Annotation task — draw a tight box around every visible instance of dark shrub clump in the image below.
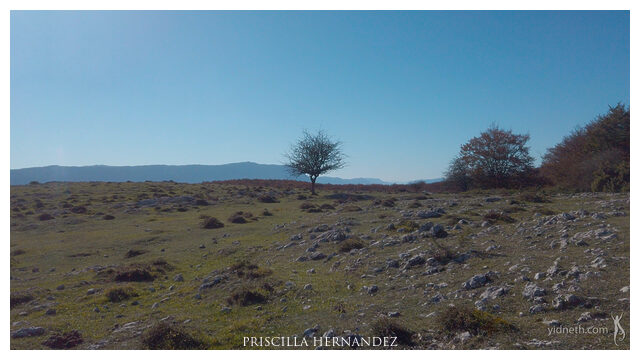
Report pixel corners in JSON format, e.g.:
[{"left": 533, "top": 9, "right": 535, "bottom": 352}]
[
  {"left": 38, "top": 213, "right": 54, "bottom": 221},
  {"left": 10, "top": 292, "right": 34, "bottom": 308},
  {"left": 125, "top": 249, "right": 146, "bottom": 258},
  {"left": 299, "top": 202, "right": 316, "bottom": 210},
  {"left": 483, "top": 210, "right": 516, "bottom": 224},
  {"left": 70, "top": 206, "right": 87, "bottom": 214},
  {"left": 342, "top": 205, "right": 362, "bottom": 212},
  {"left": 381, "top": 199, "right": 396, "bottom": 207},
  {"left": 226, "top": 289, "right": 267, "bottom": 306},
  {"left": 517, "top": 192, "right": 549, "bottom": 203},
  {"left": 201, "top": 216, "right": 224, "bottom": 229},
  {"left": 114, "top": 266, "right": 155, "bottom": 282},
  {"left": 42, "top": 330, "right": 84, "bottom": 349},
  {"left": 142, "top": 323, "right": 206, "bottom": 350},
  {"left": 437, "top": 306, "right": 515, "bottom": 335},
  {"left": 228, "top": 212, "right": 252, "bottom": 224},
  {"left": 102, "top": 214, "right": 115, "bottom": 220},
  {"left": 11, "top": 249, "right": 26, "bottom": 256},
  {"left": 371, "top": 318, "right": 415, "bottom": 346},
  {"left": 339, "top": 238, "right": 365, "bottom": 252},
  {"left": 105, "top": 286, "right": 138, "bottom": 302},
  {"left": 258, "top": 195, "right": 279, "bottom": 203}
]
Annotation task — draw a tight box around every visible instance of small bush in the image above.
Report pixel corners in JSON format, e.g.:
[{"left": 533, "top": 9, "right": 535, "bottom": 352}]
[
  {"left": 339, "top": 238, "right": 365, "bottom": 252},
  {"left": 381, "top": 199, "right": 396, "bottom": 207},
  {"left": 320, "top": 203, "right": 336, "bottom": 210},
  {"left": 428, "top": 239, "right": 456, "bottom": 264},
  {"left": 503, "top": 206, "right": 526, "bottom": 214},
  {"left": 151, "top": 258, "right": 174, "bottom": 271},
  {"left": 258, "top": 195, "right": 279, "bottom": 203},
  {"left": 228, "top": 212, "right": 252, "bottom": 224},
  {"left": 299, "top": 202, "right": 316, "bottom": 210},
  {"left": 483, "top": 210, "right": 515, "bottom": 224},
  {"left": 371, "top": 318, "right": 415, "bottom": 346},
  {"left": 437, "top": 306, "right": 514, "bottom": 335},
  {"left": 396, "top": 220, "right": 419, "bottom": 232},
  {"left": 102, "top": 214, "right": 115, "bottom": 220},
  {"left": 114, "top": 266, "right": 155, "bottom": 282},
  {"left": 407, "top": 201, "right": 422, "bottom": 209},
  {"left": 10, "top": 292, "right": 34, "bottom": 308},
  {"left": 125, "top": 249, "right": 146, "bottom": 258},
  {"left": 105, "top": 286, "right": 138, "bottom": 302},
  {"left": 226, "top": 289, "right": 268, "bottom": 306},
  {"left": 201, "top": 216, "right": 224, "bottom": 229},
  {"left": 230, "top": 261, "right": 273, "bottom": 279},
  {"left": 342, "top": 205, "right": 362, "bottom": 212},
  {"left": 306, "top": 207, "right": 323, "bottom": 213},
  {"left": 42, "top": 330, "right": 84, "bottom": 349},
  {"left": 70, "top": 206, "right": 88, "bottom": 214},
  {"left": 262, "top": 209, "right": 273, "bottom": 216},
  {"left": 517, "top": 192, "right": 549, "bottom": 203},
  {"left": 11, "top": 249, "right": 26, "bottom": 256},
  {"left": 142, "top": 323, "right": 206, "bottom": 350},
  {"left": 38, "top": 213, "right": 54, "bottom": 221}
]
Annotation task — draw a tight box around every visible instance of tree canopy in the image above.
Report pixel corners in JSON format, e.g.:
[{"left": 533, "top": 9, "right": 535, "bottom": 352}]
[{"left": 284, "top": 130, "right": 346, "bottom": 194}]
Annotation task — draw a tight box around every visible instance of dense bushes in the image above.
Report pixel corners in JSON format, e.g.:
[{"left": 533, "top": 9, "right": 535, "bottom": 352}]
[
  {"left": 445, "top": 126, "right": 536, "bottom": 190},
  {"left": 446, "top": 104, "right": 629, "bottom": 193},
  {"left": 541, "top": 104, "right": 629, "bottom": 192}
]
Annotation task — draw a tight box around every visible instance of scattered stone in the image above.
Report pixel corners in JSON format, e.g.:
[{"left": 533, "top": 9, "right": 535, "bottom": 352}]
[
  {"left": 522, "top": 283, "right": 546, "bottom": 299},
  {"left": 462, "top": 274, "right": 489, "bottom": 290}
]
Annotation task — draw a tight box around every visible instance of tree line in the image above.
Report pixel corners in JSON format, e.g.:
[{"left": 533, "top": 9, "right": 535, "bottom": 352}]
[
  {"left": 445, "top": 103, "right": 629, "bottom": 192},
  {"left": 284, "top": 103, "right": 629, "bottom": 194}
]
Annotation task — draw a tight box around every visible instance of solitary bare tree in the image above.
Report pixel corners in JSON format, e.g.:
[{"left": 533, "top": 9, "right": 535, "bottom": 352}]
[{"left": 285, "top": 130, "right": 346, "bottom": 195}]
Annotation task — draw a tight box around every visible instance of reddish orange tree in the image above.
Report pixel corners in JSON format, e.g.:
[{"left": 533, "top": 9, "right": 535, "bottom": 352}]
[
  {"left": 449, "top": 126, "right": 534, "bottom": 189},
  {"left": 541, "top": 104, "right": 629, "bottom": 192}
]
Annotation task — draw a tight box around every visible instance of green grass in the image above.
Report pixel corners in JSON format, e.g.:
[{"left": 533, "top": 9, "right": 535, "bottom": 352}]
[{"left": 10, "top": 182, "right": 630, "bottom": 349}]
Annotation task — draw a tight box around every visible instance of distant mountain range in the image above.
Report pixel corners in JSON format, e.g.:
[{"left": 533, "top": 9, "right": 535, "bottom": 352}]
[{"left": 10, "top": 162, "right": 443, "bottom": 186}]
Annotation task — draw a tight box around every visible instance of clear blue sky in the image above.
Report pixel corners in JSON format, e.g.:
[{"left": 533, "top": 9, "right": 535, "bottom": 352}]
[{"left": 11, "top": 11, "right": 629, "bottom": 183}]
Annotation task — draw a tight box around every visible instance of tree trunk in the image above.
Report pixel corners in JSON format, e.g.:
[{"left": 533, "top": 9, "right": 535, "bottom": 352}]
[{"left": 310, "top": 176, "right": 317, "bottom": 195}]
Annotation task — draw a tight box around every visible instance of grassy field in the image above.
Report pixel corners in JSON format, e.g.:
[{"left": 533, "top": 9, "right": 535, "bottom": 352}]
[{"left": 10, "top": 181, "right": 630, "bottom": 349}]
